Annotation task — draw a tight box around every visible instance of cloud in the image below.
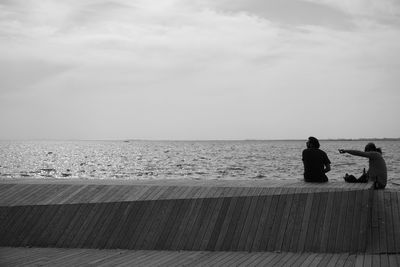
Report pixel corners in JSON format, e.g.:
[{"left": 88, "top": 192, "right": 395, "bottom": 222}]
[
  {"left": 0, "top": 0, "right": 399, "bottom": 139},
  {"left": 192, "top": 0, "right": 355, "bottom": 29},
  {"left": 303, "top": 0, "right": 400, "bottom": 26}
]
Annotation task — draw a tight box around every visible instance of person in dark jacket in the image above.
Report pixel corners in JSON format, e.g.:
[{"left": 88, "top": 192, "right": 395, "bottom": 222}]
[{"left": 302, "top": 136, "right": 331, "bottom": 182}]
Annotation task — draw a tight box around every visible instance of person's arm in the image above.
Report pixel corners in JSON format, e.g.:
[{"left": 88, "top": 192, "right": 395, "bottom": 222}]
[
  {"left": 324, "top": 163, "right": 331, "bottom": 173},
  {"left": 338, "top": 149, "right": 371, "bottom": 158}
]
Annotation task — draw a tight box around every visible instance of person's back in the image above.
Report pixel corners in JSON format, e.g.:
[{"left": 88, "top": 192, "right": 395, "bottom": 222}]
[
  {"left": 366, "top": 151, "right": 387, "bottom": 188},
  {"left": 302, "top": 137, "right": 331, "bottom": 183}
]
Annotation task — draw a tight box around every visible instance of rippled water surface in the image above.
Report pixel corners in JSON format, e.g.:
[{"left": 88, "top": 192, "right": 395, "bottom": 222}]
[{"left": 1, "top": 140, "right": 399, "bottom": 186}]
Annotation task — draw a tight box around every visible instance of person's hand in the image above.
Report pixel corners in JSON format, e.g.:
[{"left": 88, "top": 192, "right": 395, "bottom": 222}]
[{"left": 338, "top": 149, "right": 346, "bottom": 154}]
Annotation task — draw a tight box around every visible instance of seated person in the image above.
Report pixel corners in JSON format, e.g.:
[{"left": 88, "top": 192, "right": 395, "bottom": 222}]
[
  {"left": 302, "top": 136, "right": 331, "bottom": 182},
  {"left": 339, "top": 142, "right": 387, "bottom": 189}
]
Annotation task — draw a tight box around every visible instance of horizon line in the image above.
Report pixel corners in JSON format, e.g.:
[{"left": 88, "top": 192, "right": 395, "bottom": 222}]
[{"left": 0, "top": 137, "right": 399, "bottom": 142}]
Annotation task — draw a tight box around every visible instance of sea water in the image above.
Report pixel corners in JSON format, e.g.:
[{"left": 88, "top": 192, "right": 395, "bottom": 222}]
[{"left": 1, "top": 140, "right": 399, "bottom": 187}]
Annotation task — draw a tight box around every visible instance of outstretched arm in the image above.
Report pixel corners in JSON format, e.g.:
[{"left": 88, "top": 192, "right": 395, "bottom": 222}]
[{"left": 338, "top": 149, "right": 370, "bottom": 158}]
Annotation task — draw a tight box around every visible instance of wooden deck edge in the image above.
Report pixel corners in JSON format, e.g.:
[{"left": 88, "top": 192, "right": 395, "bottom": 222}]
[{"left": 1, "top": 247, "right": 399, "bottom": 267}]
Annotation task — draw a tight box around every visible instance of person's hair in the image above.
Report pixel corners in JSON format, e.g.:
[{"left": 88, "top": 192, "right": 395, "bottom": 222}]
[
  {"left": 308, "top": 136, "right": 320, "bottom": 149},
  {"left": 364, "top": 142, "right": 382, "bottom": 154}
]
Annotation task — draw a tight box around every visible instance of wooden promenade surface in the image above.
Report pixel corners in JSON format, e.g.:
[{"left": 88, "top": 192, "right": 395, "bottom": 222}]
[
  {"left": 1, "top": 247, "right": 400, "bottom": 266},
  {"left": 0, "top": 178, "right": 399, "bottom": 266}
]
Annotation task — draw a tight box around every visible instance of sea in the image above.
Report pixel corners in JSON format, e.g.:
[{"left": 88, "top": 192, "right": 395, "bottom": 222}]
[{"left": 1, "top": 140, "right": 399, "bottom": 187}]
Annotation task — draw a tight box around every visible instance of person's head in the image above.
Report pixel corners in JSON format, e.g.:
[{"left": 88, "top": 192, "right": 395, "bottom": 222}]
[
  {"left": 364, "top": 142, "right": 382, "bottom": 154},
  {"left": 306, "top": 136, "right": 320, "bottom": 149}
]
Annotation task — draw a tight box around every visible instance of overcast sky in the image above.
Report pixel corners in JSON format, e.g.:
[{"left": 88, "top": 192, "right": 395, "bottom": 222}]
[{"left": 0, "top": 0, "right": 399, "bottom": 140}]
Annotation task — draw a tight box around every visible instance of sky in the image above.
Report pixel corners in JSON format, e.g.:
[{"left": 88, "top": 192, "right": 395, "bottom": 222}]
[{"left": 0, "top": 0, "right": 399, "bottom": 140}]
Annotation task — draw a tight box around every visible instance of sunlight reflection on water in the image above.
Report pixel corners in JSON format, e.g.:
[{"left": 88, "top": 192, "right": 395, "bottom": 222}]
[{"left": 1, "top": 140, "right": 399, "bottom": 186}]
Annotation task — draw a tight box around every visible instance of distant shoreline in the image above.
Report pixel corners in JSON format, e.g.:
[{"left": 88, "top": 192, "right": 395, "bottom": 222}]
[{"left": 0, "top": 138, "right": 399, "bottom": 142}]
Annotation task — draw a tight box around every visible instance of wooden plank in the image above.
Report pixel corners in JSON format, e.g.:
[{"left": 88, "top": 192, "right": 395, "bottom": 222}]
[
  {"left": 207, "top": 187, "right": 246, "bottom": 251},
  {"left": 328, "top": 190, "right": 346, "bottom": 252},
  {"left": 370, "top": 191, "right": 380, "bottom": 253},
  {"left": 297, "top": 188, "right": 315, "bottom": 252},
  {"left": 177, "top": 187, "right": 212, "bottom": 250},
  {"left": 0, "top": 206, "right": 28, "bottom": 246},
  {"left": 1, "top": 184, "right": 32, "bottom": 204},
  {"left": 251, "top": 187, "right": 280, "bottom": 251},
  {"left": 145, "top": 188, "right": 187, "bottom": 249},
  {"left": 190, "top": 187, "right": 226, "bottom": 251},
  {"left": 273, "top": 252, "right": 297, "bottom": 267},
  {"left": 124, "top": 185, "right": 150, "bottom": 201},
  {"left": 45, "top": 185, "right": 81, "bottom": 205},
  {"left": 372, "top": 254, "right": 380, "bottom": 267},
  {"left": 334, "top": 190, "right": 350, "bottom": 252},
  {"left": 109, "top": 201, "right": 143, "bottom": 249},
  {"left": 54, "top": 203, "right": 87, "bottom": 247},
  {"left": 343, "top": 254, "right": 357, "bottom": 267},
  {"left": 139, "top": 190, "right": 179, "bottom": 249},
  {"left": 26, "top": 204, "right": 61, "bottom": 247},
  {"left": 363, "top": 254, "right": 372, "bottom": 267},
  {"left": 342, "top": 190, "right": 357, "bottom": 252},
  {"left": 125, "top": 188, "right": 165, "bottom": 249},
  {"left": 303, "top": 190, "right": 321, "bottom": 252},
  {"left": 216, "top": 252, "right": 248, "bottom": 266},
  {"left": 184, "top": 195, "right": 214, "bottom": 250},
  {"left": 319, "top": 189, "right": 335, "bottom": 253},
  {"left": 0, "top": 184, "right": 17, "bottom": 200},
  {"left": 34, "top": 184, "right": 69, "bottom": 205},
  {"left": 161, "top": 251, "right": 206, "bottom": 266},
  {"left": 71, "top": 202, "right": 108, "bottom": 248},
  {"left": 388, "top": 254, "right": 398, "bottom": 267},
  {"left": 384, "top": 191, "right": 395, "bottom": 253},
  {"left": 92, "top": 202, "right": 126, "bottom": 249},
  {"left": 280, "top": 187, "right": 302, "bottom": 252},
  {"left": 43, "top": 205, "right": 78, "bottom": 247},
  {"left": 380, "top": 253, "right": 389, "bottom": 267},
  {"left": 324, "top": 253, "right": 341, "bottom": 267},
  {"left": 12, "top": 184, "right": 44, "bottom": 206},
  {"left": 377, "top": 191, "right": 387, "bottom": 254},
  {"left": 93, "top": 184, "right": 117, "bottom": 203},
  {"left": 391, "top": 192, "right": 400, "bottom": 255},
  {"left": 299, "top": 253, "right": 320, "bottom": 267},
  {"left": 65, "top": 203, "right": 98, "bottom": 247},
  {"left": 153, "top": 187, "right": 193, "bottom": 250},
  {"left": 235, "top": 187, "right": 264, "bottom": 251},
  {"left": 163, "top": 187, "right": 201, "bottom": 250},
  {"left": 190, "top": 251, "right": 230, "bottom": 267},
  {"left": 289, "top": 188, "right": 309, "bottom": 252},
  {"left": 199, "top": 188, "right": 235, "bottom": 251},
  {"left": 167, "top": 187, "right": 206, "bottom": 250},
  {"left": 311, "top": 190, "right": 330, "bottom": 252},
  {"left": 122, "top": 200, "right": 152, "bottom": 249},
  {"left": 220, "top": 187, "right": 250, "bottom": 251},
  {"left": 205, "top": 188, "right": 236, "bottom": 251},
  {"left": 288, "top": 252, "right": 311, "bottom": 266},
  {"left": 351, "top": 190, "right": 366, "bottom": 253},
  {"left": 262, "top": 187, "right": 286, "bottom": 251},
  {"left": 268, "top": 187, "right": 293, "bottom": 252},
  {"left": 59, "top": 185, "right": 88, "bottom": 204},
  {"left": 40, "top": 184, "right": 74, "bottom": 205},
  {"left": 228, "top": 187, "right": 259, "bottom": 251}
]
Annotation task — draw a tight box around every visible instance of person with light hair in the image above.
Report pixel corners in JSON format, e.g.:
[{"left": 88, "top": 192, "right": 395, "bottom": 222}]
[{"left": 339, "top": 142, "right": 387, "bottom": 189}]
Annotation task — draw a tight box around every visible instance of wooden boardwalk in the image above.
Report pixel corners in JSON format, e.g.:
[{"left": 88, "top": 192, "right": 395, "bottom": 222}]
[
  {"left": 1, "top": 247, "right": 400, "bottom": 266},
  {"left": 0, "top": 179, "right": 399, "bottom": 266}
]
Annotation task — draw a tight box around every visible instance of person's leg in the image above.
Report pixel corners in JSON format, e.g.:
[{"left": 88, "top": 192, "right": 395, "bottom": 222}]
[
  {"left": 374, "top": 181, "right": 385, "bottom": 189},
  {"left": 344, "top": 174, "right": 358, "bottom": 183}
]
